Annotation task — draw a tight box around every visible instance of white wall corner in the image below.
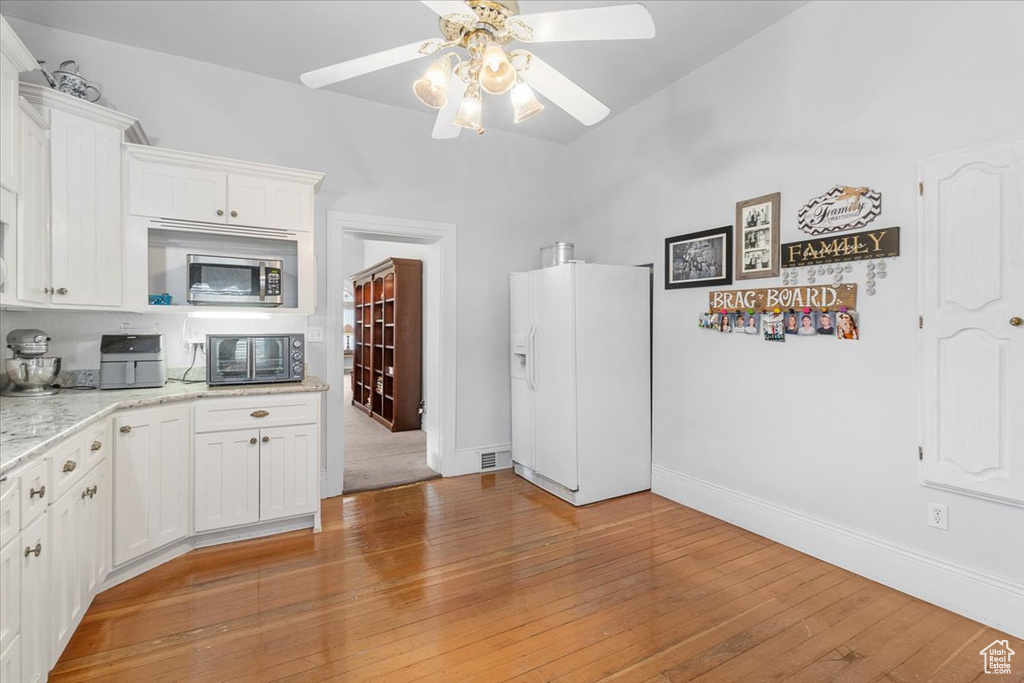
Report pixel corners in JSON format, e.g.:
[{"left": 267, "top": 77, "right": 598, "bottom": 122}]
[
  {"left": 453, "top": 444, "right": 514, "bottom": 477},
  {"left": 651, "top": 464, "right": 1024, "bottom": 639}
]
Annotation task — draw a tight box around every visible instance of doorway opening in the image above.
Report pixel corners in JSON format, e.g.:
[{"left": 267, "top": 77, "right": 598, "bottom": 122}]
[{"left": 325, "top": 212, "right": 457, "bottom": 496}]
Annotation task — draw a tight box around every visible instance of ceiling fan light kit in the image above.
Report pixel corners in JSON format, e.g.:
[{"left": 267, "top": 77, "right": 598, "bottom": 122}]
[{"left": 301, "top": 0, "right": 655, "bottom": 139}]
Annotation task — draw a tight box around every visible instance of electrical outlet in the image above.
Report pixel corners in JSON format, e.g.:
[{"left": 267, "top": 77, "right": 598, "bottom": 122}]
[
  {"left": 307, "top": 326, "right": 325, "bottom": 343},
  {"left": 928, "top": 502, "right": 948, "bottom": 530},
  {"left": 187, "top": 326, "right": 206, "bottom": 345}
]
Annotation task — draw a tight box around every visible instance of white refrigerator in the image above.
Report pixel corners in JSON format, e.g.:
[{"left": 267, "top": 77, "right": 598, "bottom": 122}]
[{"left": 510, "top": 263, "right": 651, "bottom": 506}]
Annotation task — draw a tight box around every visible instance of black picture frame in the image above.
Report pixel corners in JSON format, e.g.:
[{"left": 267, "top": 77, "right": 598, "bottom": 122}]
[{"left": 665, "top": 226, "right": 733, "bottom": 290}]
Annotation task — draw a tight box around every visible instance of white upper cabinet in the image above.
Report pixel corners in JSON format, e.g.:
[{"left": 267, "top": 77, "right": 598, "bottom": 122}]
[
  {"left": 17, "top": 100, "right": 49, "bottom": 306},
  {"left": 919, "top": 136, "right": 1024, "bottom": 505},
  {"left": 125, "top": 145, "right": 323, "bottom": 233},
  {"left": 0, "top": 16, "right": 36, "bottom": 193}
]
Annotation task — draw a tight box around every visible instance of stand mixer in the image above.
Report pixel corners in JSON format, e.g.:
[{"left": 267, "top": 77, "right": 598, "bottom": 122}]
[{"left": 2, "top": 329, "right": 61, "bottom": 397}]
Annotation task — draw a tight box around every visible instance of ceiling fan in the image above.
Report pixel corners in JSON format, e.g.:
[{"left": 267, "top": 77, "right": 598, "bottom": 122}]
[{"left": 300, "top": 0, "right": 655, "bottom": 138}]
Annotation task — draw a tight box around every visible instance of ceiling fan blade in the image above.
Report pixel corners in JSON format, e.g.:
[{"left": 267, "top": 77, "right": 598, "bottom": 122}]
[
  {"left": 521, "top": 55, "right": 610, "bottom": 126},
  {"left": 420, "top": 0, "right": 473, "bottom": 17},
  {"left": 517, "top": 4, "right": 655, "bottom": 43},
  {"left": 432, "top": 78, "right": 468, "bottom": 140},
  {"left": 300, "top": 40, "right": 433, "bottom": 89}
]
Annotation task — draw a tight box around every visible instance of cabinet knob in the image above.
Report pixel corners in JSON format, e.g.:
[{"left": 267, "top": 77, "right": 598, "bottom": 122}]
[
  {"left": 63, "top": 460, "right": 77, "bottom": 473},
  {"left": 120, "top": 425, "right": 132, "bottom": 434},
  {"left": 91, "top": 440, "right": 102, "bottom": 452},
  {"left": 1011, "top": 316, "right": 1023, "bottom": 327},
  {"left": 250, "top": 437, "right": 258, "bottom": 445},
  {"left": 216, "top": 209, "right": 224, "bottom": 216},
  {"left": 29, "top": 485, "right": 45, "bottom": 499},
  {"left": 262, "top": 436, "right": 270, "bottom": 444},
  {"left": 56, "top": 287, "right": 68, "bottom": 295},
  {"left": 24, "top": 543, "right": 41, "bottom": 558},
  {"left": 250, "top": 410, "right": 269, "bottom": 418},
  {"left": 230, "top": 210, "right": 238, "bottom": 218}
]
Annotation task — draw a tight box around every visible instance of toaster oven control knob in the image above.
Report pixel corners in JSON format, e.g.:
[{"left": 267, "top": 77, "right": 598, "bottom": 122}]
[
  {"left": 292, "top": 340, "right": 302, "bottom": 348},
  {"left": 293, "top": 352, "right": 302, "bottom": 360},
  {"left": 293, "top": 364, "right": 302, "bottom": 374}
]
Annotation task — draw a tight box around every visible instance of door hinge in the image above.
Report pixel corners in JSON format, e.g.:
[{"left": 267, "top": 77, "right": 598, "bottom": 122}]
[
  {"left": 918, "top": 446, "right": 923, "bottom": 461},
  {"left": 918, "top": 315, "right": 923, "bottom": 329},
  {"left": 918, "top": 181, "right": 924, "bottom": 196}
]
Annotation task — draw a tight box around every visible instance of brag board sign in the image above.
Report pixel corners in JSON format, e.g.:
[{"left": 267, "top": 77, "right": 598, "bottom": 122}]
[{"left": 709, "top": 284, "right": 858, "bottom": 311}]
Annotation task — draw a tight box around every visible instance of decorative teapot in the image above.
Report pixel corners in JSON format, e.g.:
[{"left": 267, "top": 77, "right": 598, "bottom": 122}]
[{"left": 38, "top": 60, "right": 101, "bottom": 102}]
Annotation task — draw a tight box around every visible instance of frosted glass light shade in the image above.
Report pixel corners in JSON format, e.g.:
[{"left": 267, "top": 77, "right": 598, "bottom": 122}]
[
  {"left": 479, "top": 44, "right": 516, "bottom": 95},
  {"left": 414, "top": 58, "right": 451, "bottom": 108},
  {"left": 453, "top": 83, "right": 483, "bottom": 132},
  {"left": 511, "top": 81, "right": 544, "bottom": 123}
]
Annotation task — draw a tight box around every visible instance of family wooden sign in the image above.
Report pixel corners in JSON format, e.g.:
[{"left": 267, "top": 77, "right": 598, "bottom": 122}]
[
  {"left": 782, "top": 226, "right": 900, "bottom": 268},
  {"left": 709, "top": 284, "right": 857, "bottom": 311}
]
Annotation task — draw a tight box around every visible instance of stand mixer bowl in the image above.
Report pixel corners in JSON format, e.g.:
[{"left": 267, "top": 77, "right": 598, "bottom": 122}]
[{"left": 4, "top": 357, "right": 61, "bottom": 395}]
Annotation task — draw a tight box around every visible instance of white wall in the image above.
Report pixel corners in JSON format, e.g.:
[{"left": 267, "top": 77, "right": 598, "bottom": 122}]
[
  {"left": 564, "top": 0, "right": 1024, "bottom": 634},
  {"left": 8, "top": 18, "right": 568, "bottom": 453}
]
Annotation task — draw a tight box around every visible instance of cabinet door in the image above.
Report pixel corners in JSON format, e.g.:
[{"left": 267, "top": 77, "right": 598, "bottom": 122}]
[
  {"left": 0, "top": 635, "right": 20, "bottom": 683},
  {"left": 128, "top": 159, "right": 227, "bottom": 223},
  {"left": 194, "top": 430, "right": 260, "bottom": 532},
  {"left": 49, "top": 108, "right": 123, "bottom": 307},
  {"left": 79, "top": 462, "right": 109, "bottom": 601},
  {"left": 227, "top": 174, "right": 312, "bottom": 232},
  {"left": 0, "top": 52, "right": 20, "bottom": 192},
  {"left": 17, "top": 105, "right": 49, "bottom": 305},
  {"left": 259, "top": 425, "right": 319, "bottom": 521},
  {"left": 49, "top": 485, "right": 82, "bottom": 662},
  {"left": 113, "top": 405, "right": 190, "bottom": 566},
  {"left": 19, "top": 512, "right": 48, "bottom": 683},
  {"left": 0, "top": 536, "right": 20, "bottom": 658}
]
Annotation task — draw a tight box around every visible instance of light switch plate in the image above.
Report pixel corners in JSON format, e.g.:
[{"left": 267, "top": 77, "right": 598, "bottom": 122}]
[{"left": 308, "top": 326, "right": 325, "bottom": 343}]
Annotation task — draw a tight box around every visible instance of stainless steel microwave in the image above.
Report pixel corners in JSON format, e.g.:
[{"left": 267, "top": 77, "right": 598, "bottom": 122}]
[
  {"left": 187, "top": 254, "right": 284, "bottom": 306},
  {"left": 206, "top": 334, "right": 305, "bottom": 385}
]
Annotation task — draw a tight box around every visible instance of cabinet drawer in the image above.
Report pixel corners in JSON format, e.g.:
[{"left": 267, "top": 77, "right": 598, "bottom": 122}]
[
  {"left": 18, "top": 459, "right": 48, "bottom": 528},
  {"left": 48, "top": 435, "right": 87, "bottom": 503},
  {"left": 80, "top": 420, "right": 111, "bottom": 474},
  {"left": 0, "top": 475, "right": 18, "bottom": 544},
  {"left": 194, "top": 393, "right": 318, "bottom": 433}
]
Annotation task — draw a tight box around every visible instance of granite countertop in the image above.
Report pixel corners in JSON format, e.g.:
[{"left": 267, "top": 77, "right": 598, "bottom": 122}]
[{"left": 0, "top": 376, "right": 330, "bottom": 476}]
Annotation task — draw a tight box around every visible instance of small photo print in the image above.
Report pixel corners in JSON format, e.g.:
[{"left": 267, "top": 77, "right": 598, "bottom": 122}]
[
  {"left": 744, "top": 227, "right": 771, "bottom": 250},
  {"left": 783, "top": 312, "right": 800, "bottom": 335},
  {"left": 742, "top": 202, "right": 772, "bottom": 228},
  {"left": 836, "top": 310, "right": 860, "bottom": 340},
  {"left": 743, "top": 312, "right": 761, "bottom": 335},
  {"left": 796, "top": 312, "right": 817, "bottom": 336},
  {"left": 816, "top": 311, "right": 835, "bottom": 335},
  {"left": 762, "top": 312, "right": 785, "bottom": 342},
  {"left": 743, "top": 248, "right": 771, "bottom": 272},
  {"left": 719, "top": 313, "right": 734, "bottom": 333},
  {"left": 698, "top": 312, "right": 714, "bottom": 329}
]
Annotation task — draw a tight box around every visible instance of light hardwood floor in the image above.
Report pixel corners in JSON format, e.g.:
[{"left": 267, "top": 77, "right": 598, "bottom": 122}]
[{"left": 52, "top": 471, "right": 1021, "bottom": 682}]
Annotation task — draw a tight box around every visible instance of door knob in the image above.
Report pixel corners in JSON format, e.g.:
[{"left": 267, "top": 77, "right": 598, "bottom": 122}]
[
  {"left": 262, "top": 436, "right": 269, "bottom": 444},
  {"left": 250, "top": 437, "right": 258, "bottom": 445},
  {"left": 230, "top": 210, "right": 238, "bottom": 218},
  {"left": 216, "top": 209, "right": 224, "bottom": 216},
  {"left": 1011, "top": 317, "right": 1023, "bottom": 327},
  {"left": 56, "top": 287, "right": 68, "bottom": 295},
  {"left": 120, "top": 425, "right": 132, "bottom": 434}
]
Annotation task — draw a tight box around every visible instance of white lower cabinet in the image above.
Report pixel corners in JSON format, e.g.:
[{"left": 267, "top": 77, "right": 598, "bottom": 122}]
[
  {"left": 194, "top": 430, "right": 261, "bottom": 532},
  {"left": 0, "top": 535, "right": 20, "bottom": 660},
  {"left": 20, "top": 512, "right": 49, "bottom": 683},
  {"left": 0, "top": 634, "right": 20, "bottom": 683},
  {"left": 260, "top": 425, "right": 319, "bottom": 521},
  {"left": 113, "top": 404, "right": 190, "bottom": 565}
]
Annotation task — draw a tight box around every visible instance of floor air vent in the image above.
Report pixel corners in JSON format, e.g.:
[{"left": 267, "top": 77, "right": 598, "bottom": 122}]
[{"left": 480, "top": 450, "right": 512, "bottom": 471}]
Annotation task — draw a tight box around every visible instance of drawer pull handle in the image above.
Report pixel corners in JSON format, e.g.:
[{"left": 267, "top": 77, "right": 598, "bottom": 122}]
[
  {"left": 249, "top": 437, "right": 258, "bottom": 445},
  {"left": 251, "top": 410, "right": 269, "bottom": 418},
  {"left": 120, "top": 425, "right": 132, "bottom": 434},
  {"left": 24, "top": 543, "right": 41, "bottom": 558},
  {"left": 81, "top": 485, "right": 97, "bottom": 500},
  {"left": 262, "top": 436, "right": 270, "bottom": 444},
  {"left": 29, "top": 485, "right": 45, "bottom": 499},
  {"left": 63, "top": 460, "right": 77, "bottom": 473},
  {"left": 91, "top": 440, "right": 102, "bottom": 451}
]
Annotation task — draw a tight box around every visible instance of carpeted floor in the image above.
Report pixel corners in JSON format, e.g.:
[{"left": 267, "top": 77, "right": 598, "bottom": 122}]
[{"left": 343, "top": 374, "right": 439, "bottom": 493}]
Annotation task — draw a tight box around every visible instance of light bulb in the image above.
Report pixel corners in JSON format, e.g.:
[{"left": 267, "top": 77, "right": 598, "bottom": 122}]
[
  {"left": 413, "top": 57, "right": 451, "bottom": 109},
  {"left": 453, "top": 82, "right": 483, "bottom": 132},
  {"left": 478, "top": 44, "right": 516, "bottom": 95},
  {"left": 510, "top": 80, "right": 544, "bottom": 123}
]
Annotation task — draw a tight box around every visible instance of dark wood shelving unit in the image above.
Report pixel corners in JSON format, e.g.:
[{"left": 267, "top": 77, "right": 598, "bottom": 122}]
[{"left": 350, "top": 257, "right": 422, "bottom": 432}]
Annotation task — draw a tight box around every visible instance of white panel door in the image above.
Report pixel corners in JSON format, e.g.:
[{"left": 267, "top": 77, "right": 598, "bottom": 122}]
[
  {"left": 0, "top": 52, "right": 21, "bottom": 192},
  {"left": 532, "top": 265, "right": 579, "bottom": 491},
  {"left": 49, "top": 109, "right": 123, "bottom": 307},
  {"left": 79, "top": 462, "right": 109, "bottom": 601},
  {"left": 920, "top": 136, "right": 1024, "bottom": 504},
  {"left": 194, "top": 430, "right": 260, "bottom": 532},
  {"left": 227, "top": 175, "right": 312, "bottom": 232},
  {"left": 0, "top": 535, "right": 20, "bottom": 659},
  {"left": 227, "top": 174, "right": 270, "bottom": 228},
  {"left": 259, "top": 425, "right": 319, "bottom": 521},
  {"left": 128, "top": 159, "right": 227, "bottom": 223},
  {"left": 17, "top": 105, "right": 50, "bottom": 306},
  {"left": 113, "top": 405, "right": 190, "bottom": 565},
  {"left": 510, "top": 272, "right": 536, "bottom": 470},
  {"left": 19, "top": 512, "right": 48, "bottom": 683},
  {"left": 49, "top": 484, "right": 82, "bottom": 662}
]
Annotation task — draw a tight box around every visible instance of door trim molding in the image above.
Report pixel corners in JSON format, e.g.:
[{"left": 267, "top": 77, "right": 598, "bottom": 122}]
[{"left": 652, "top": 463, "right": 1024, "bottom": 638}]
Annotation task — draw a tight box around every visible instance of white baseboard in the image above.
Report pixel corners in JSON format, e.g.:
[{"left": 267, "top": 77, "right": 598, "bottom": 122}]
[
  {"left": 652, "top": 464, "right": 1024, "bottom": 638},
  {"left": 452, "top": 443, "right": 513, "bottom": 476}
]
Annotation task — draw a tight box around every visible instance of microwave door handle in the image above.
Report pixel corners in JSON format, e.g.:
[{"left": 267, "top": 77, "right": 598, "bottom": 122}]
[
  {"left": 259, "top": 262, "right": 267, "bottom": 303},
  {"left": 247, "top": 338, "right": 256, "bottom": 380}
]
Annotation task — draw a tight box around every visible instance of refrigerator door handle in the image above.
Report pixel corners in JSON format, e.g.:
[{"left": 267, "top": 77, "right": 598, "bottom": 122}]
[{"left": 527, "top": 325, "right": 537, "bottom": 391}]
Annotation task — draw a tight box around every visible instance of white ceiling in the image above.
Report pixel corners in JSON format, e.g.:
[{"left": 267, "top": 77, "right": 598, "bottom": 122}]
[{"left": 2, "top": 0, "right": 807, "bottom": 143}]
